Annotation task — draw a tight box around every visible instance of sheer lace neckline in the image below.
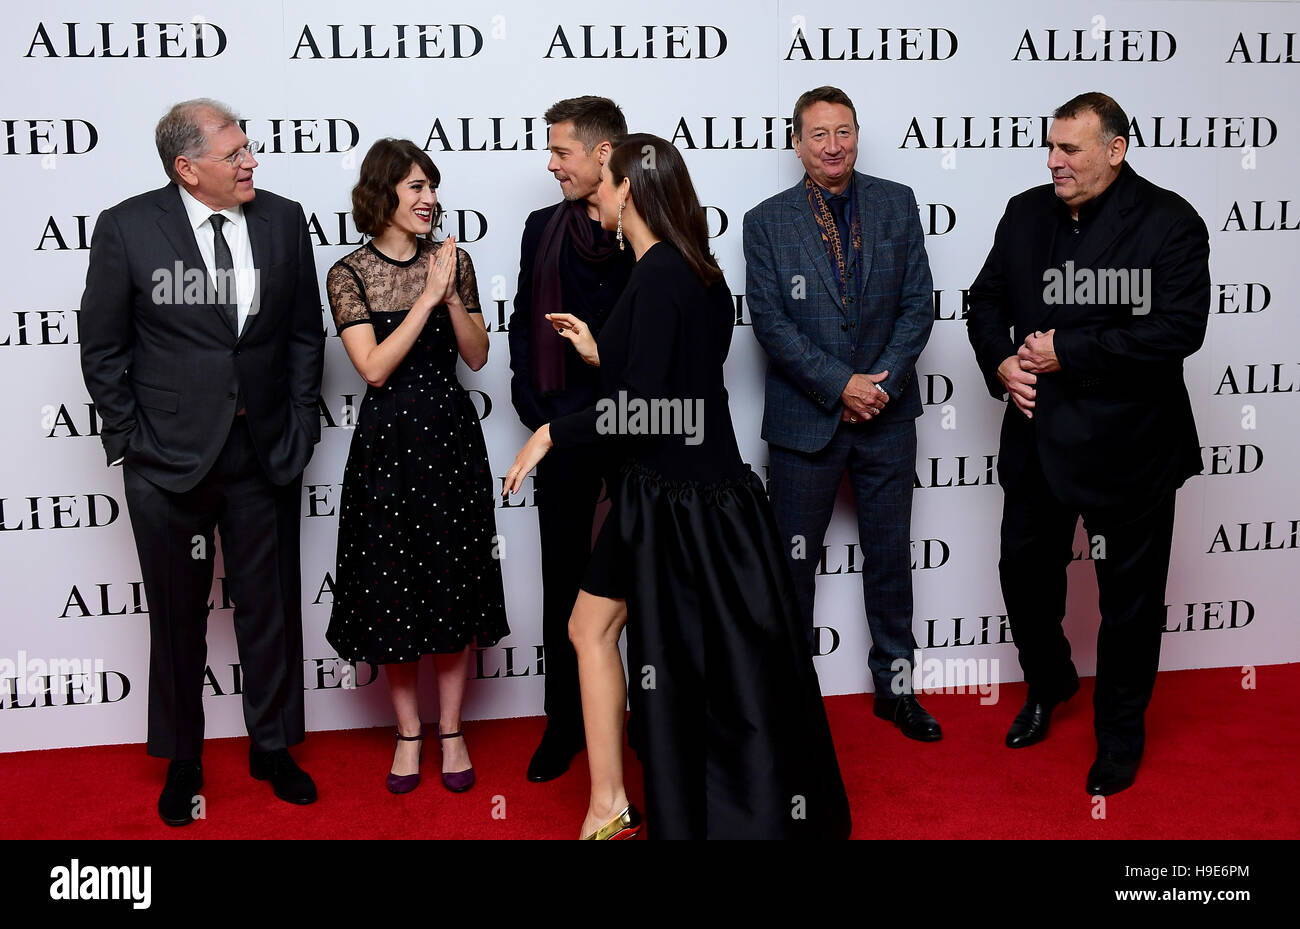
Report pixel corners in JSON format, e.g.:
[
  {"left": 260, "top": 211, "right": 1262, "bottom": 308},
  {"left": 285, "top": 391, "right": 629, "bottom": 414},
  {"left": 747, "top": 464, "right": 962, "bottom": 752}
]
[{"left": 366, "top": 237, "right": 429, "bottom": 267}]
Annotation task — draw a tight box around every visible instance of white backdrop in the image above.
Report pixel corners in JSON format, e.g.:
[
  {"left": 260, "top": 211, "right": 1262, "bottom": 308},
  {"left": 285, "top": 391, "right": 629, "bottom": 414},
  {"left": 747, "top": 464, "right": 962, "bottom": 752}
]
[{"left": 2, "top": 0, "right": 1297, "bottom": 752}]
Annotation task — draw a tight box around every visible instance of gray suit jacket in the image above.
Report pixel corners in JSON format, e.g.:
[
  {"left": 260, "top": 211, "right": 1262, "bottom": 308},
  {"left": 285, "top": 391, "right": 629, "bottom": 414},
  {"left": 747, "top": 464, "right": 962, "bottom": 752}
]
[{"left": 743, "top": 171, "right": 934, "bottom": 453}]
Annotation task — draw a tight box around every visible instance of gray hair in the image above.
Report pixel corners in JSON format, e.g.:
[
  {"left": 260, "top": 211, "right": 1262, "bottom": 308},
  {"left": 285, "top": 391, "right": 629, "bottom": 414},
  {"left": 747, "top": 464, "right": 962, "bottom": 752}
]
[{"left": 155, "top": 98, "right": 240, "bottom": 183}]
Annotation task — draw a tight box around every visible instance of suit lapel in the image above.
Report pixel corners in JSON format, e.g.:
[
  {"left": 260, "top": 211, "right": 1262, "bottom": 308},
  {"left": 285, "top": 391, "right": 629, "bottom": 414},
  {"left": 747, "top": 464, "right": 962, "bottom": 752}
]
[
  {"left": 1031, "top": 198, "right": 1060, "bottom": 330},
  {"left": 853, "top": 172, "right": 876, "bottom": 302},
  {"left": 1072, "top": 176, "right": 1133, "bottom": 272},
  {"left": 241, "top": 200, "right": 271, "bottom": 342},
  {"left": 1038, "top": 166, "right": 1137, "bottom": 330},
  {"left": 155, "top": 185, "right": 238, "bottom": 338},
  {"left": 791, "top": 193, "right": 845, "bottom": 314}
]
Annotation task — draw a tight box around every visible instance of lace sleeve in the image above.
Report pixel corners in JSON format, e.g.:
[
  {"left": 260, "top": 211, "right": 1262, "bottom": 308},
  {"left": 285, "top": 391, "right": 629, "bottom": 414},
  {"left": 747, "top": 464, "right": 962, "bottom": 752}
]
[
  {"left": 327, "top": 262, "right": 371, "bottom": 333},
  {"left": 455, "top": 246, "right": 481, "bottom": 312}
]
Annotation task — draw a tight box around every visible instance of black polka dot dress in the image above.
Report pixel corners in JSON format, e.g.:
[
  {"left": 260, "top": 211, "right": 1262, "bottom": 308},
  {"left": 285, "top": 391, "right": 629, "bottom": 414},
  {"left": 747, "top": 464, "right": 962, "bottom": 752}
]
[{"left": 325, "top": 239, "right": 509, "bottom": 663}]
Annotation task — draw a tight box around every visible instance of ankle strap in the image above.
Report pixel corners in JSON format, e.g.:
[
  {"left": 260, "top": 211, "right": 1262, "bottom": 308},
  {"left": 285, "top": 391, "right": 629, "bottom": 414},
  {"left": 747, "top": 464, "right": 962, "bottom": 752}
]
[
  {"left": 395, "top": 728, "right": 424, "bottom": 741},
  {"left": 437, "top": 730, "right": 463, "bottom": 740}
]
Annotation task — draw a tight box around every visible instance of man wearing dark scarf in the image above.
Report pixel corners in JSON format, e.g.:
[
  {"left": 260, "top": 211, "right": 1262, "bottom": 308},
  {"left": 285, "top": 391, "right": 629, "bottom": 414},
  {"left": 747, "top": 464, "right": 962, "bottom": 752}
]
[{"left": 509, "top": 96, "right": 634, "bottom": 782}]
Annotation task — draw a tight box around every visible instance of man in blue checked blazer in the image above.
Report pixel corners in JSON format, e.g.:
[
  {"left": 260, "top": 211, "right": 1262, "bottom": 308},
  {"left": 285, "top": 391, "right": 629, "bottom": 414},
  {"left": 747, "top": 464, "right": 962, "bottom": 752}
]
[{"left": 743, "top": 86, "right": 940, "bottom": 741}]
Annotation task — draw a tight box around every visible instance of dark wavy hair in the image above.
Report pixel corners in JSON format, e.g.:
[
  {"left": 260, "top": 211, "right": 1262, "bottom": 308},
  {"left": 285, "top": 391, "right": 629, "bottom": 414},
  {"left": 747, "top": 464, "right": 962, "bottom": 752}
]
[
  {"left": 351, "top": 138, "right": 443, "bottom": 238},
  {"left": 608, "top": 133, "right": 722, "bottom": 287}
]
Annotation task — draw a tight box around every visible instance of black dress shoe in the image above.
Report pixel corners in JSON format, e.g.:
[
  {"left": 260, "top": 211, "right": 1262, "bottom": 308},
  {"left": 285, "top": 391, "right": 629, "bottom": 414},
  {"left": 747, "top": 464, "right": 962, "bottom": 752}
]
[
  {"left": 158, "top": 759, "right": 203, "bottom": 827},
  {"left": 1005, "top": 674, "right": 1080, "bottom": 748},
  {"left": 873, "top": 694, "right": 942, "bottom": 741},
  {"left": 1087, "top": 752, "right": 1140, "bottom": 796},
  {"left": 526, "top": 729, "right": 585, "bottom": 782},
  {"left": 250, "top": 748, "right": 317, "bottom": 804}
]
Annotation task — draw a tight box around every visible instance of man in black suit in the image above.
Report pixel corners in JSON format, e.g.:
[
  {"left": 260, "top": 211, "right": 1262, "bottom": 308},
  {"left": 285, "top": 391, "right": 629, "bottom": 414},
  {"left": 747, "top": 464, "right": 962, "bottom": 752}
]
[
  {"left": 509, "top": 96, "right": 633, "bottom": 781},
  {"left": 79, "top": 99, "right": 325, "bottom": 824},
  {"left": 967, "top": 92, "right": 1210, "bottom": 795}
]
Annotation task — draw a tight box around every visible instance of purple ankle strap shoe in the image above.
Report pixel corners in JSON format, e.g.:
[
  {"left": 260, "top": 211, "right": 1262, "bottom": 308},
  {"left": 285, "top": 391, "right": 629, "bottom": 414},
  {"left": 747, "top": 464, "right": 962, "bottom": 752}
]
[
  {"left": 386, "top": 727, "right": 424, "bottom": 794},
  {"left": 438, "top": 729, "right": 475, "bottom": 793}
]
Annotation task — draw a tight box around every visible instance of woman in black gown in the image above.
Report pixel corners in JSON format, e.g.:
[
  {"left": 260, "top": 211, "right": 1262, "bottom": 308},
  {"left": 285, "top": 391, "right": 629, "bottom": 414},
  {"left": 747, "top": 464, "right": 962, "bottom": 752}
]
[
  {"left": 327, "top": 139, "right": 509, "bottom": 794},
  {"left": 504, "top": 134, "right": 851, "bottom": 839}
]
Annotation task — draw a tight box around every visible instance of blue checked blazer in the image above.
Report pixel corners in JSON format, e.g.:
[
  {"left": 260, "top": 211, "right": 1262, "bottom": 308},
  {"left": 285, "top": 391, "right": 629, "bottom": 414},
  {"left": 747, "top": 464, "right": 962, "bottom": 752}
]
[{"left": 743, "top": 171, "right": 934, "bottom": 454}]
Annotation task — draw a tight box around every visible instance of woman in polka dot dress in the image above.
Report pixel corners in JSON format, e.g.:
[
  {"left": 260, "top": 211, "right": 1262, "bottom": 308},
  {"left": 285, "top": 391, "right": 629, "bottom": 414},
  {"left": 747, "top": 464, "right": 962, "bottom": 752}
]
[{"left": 326, "top": 139, "right": 509, "bottom": 794}]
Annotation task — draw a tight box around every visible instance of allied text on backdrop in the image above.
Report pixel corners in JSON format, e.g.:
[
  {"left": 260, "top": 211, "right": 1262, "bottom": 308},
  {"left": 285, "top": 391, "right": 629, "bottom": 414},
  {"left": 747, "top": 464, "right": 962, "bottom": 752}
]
[{"left": 3, "top": 1, "right": 1295, "bottom": 853}]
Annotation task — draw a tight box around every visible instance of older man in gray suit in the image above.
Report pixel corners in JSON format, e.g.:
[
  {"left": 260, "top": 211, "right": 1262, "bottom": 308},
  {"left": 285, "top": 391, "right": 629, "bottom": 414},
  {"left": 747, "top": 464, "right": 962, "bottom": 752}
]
[{"left": 743, "top": 86, "right": 939, "bottom": 740}]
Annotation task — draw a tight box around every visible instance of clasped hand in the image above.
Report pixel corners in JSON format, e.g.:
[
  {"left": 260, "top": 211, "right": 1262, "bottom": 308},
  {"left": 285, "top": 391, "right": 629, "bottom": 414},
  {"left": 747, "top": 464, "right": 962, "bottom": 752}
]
[
  {"left": 1017, "top": 329, "right": 1059, "bottom": 374},
  {"left": 841, "top": 371, "right": 890, "bottom": 423},
  {"left": 1000, "top": 329, "right": 1058, "bottom": 420},
  {"left": 998, "top": 354, "right": 1037, "bottom": 419},
  {"left": 418, "top": 236, "right": 460, "bottom": 310}
]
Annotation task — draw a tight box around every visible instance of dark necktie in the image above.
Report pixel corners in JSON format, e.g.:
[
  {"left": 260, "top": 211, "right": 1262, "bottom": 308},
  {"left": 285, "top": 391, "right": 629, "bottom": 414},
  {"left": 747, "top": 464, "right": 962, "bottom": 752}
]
[
  {"left": 828, "top": 195, "right": 850, "bottom": 251},
  {"left": 209, "top": 214, "right": 239, "bottom": 336},
  {"left": 828, "top": 195, "right": 856, "bottom": 296}
]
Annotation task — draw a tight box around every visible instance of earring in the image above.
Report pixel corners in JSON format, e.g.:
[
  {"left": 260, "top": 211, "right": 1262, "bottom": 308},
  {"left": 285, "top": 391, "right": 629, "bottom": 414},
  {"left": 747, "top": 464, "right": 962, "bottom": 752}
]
[{"left": 616, "top": 201, "right": 624, "bottom": 251}]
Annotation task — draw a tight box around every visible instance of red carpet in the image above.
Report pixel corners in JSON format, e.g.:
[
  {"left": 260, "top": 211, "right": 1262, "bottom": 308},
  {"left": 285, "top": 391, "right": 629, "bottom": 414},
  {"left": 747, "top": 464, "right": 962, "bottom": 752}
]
[{"left": 4, "top": 663, "right": 1296, "bottom": 839}]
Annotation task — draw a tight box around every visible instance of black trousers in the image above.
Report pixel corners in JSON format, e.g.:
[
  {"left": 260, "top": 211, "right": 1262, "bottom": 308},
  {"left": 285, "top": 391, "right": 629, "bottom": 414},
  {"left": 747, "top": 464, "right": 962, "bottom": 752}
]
[
  {"left": 532, "top": 444, "right": 605, "bottom": 740},
  {"left": 999, "top": 447, "right": 1177, "bottom": 759},
  {"left": 123, "top": 416, "right": 305, "bottom": 759}
]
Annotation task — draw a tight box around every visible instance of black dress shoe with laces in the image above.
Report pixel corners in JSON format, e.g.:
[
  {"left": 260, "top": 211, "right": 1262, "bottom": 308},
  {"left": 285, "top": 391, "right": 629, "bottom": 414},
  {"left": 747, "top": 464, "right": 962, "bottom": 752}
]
[
  {"left": 250, "top": 748, "right": 317, "bottom": 804},
  {"left": 873, "top": 694, "right": 943, "bottom": 741},
  {"left": 1087, "top": 751, "right": 1141, "bottom": 796},
  {"left": 526, "top": 728, "right": 585, "bottom": 782},
  {"left": 1005, "top": 674, "right": 1080, "bottom": 748},
  {"left": 158, "top": 759, "right": 203, "bottom": 827}
]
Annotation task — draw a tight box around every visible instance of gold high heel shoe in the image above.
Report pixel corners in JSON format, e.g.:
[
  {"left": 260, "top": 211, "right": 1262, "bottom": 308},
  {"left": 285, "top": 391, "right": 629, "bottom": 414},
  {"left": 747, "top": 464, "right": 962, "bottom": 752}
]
[{"left": 581, "top": 803, "right": 643, "bottom": 840}]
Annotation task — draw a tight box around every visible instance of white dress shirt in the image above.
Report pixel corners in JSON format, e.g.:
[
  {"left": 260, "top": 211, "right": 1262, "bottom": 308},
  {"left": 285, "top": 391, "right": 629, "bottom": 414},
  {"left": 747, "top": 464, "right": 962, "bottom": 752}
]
[
  {"left": 111, "top": 187, "right": 257, "bottom": 464},
  {"left": 177, "top": 184, "right": 257, "bottom": 335}
]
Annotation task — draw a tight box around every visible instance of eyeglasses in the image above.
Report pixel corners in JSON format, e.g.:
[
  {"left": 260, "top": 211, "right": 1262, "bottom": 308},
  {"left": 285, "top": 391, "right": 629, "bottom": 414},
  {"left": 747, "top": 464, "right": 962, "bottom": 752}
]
[{"left": 215, "top": 140, "right": 263, "bottom": 169}]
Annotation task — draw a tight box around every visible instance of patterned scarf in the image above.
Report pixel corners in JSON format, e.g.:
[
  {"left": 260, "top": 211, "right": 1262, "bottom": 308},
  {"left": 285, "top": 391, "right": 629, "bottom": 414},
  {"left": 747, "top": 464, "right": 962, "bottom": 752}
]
[{"left": 805, "top": 176, "right": 861, "bottom": 304}]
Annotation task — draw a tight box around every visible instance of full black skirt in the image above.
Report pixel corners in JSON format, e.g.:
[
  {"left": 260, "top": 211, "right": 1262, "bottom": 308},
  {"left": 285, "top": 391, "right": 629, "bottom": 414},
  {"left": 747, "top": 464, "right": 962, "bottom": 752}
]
[{"left": 608, "top": 461, "right": 852, "bottom": 839}]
